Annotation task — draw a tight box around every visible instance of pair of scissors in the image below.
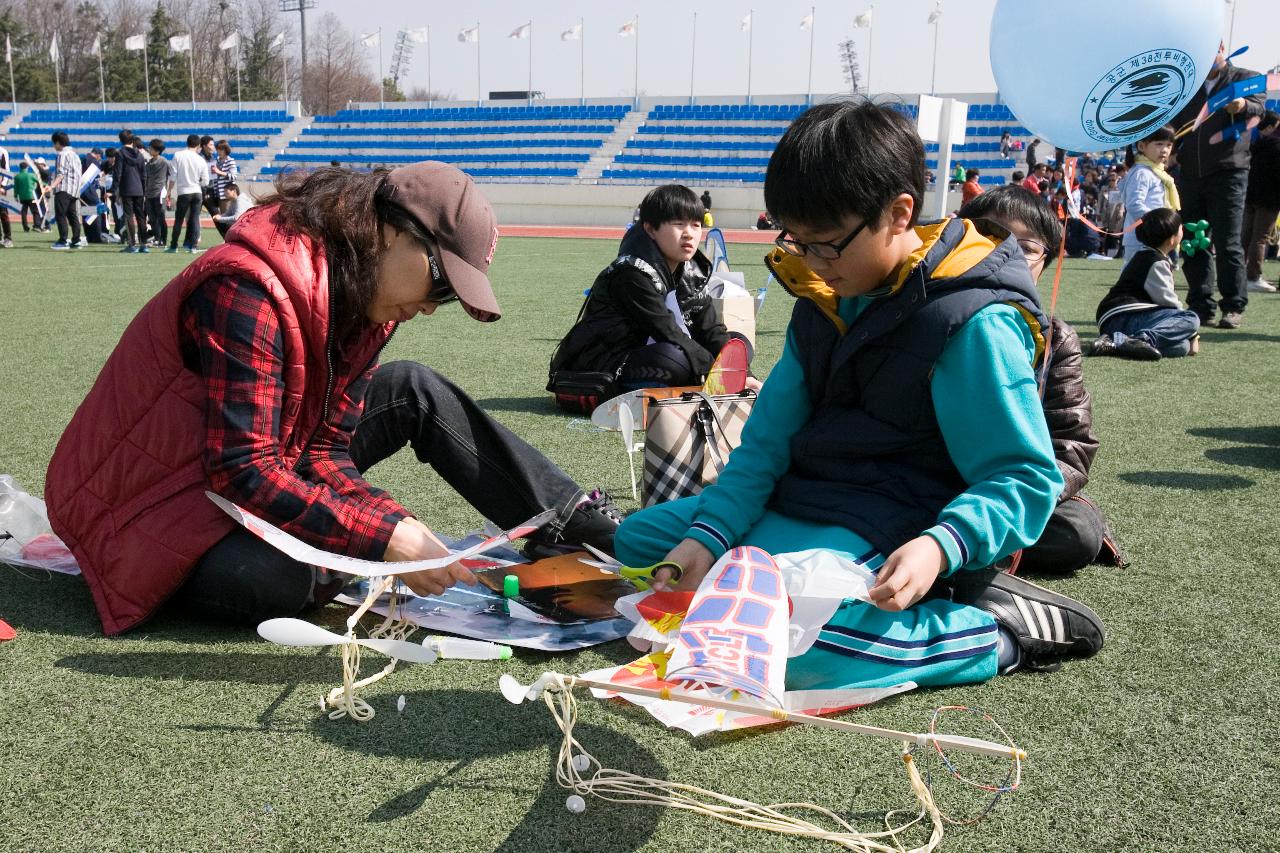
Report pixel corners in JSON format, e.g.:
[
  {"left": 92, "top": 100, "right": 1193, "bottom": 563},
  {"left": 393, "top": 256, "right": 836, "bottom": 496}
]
[{"left": 578, "top": 543, "right": 683, "bottom": 590}]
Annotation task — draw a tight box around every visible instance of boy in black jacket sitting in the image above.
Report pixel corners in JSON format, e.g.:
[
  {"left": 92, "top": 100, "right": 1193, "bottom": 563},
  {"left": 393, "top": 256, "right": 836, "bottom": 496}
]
[
  {"left": 548, "top": 185, "right": 754, "bottom": 409},
  {"left": 1092, "top": 208, "right": 1200, "bottom": 360}
]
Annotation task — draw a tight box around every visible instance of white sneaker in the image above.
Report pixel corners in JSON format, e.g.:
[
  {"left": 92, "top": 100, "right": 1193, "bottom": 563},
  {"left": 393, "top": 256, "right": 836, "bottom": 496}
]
[
  {"left": 74, "top": 238, "right": 88, "bottom": 248},
  {"left": 1246, "top": 278, "right": 1277, "bottom": 293},
  {"left": 1086, "top": 253, "right": 1112, "bottom": 261}
]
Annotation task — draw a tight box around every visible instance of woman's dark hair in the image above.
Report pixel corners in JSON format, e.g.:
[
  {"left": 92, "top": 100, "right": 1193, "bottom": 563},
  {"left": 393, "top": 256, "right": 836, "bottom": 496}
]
[
  {"left": 257, "top": 167, "right": 435, "bottom": 337},
  {"left": 958, "top": 184, "right": 1062, "bottom": 256},
  {"left": 765, "top": 99, "right": 925, "bottom": 231},
  {"left": 1134, "top": 206, "right": 1181, "bottom": 249},
  {"left": 638, "top": 184, "right": 703, "bottom": 229}
]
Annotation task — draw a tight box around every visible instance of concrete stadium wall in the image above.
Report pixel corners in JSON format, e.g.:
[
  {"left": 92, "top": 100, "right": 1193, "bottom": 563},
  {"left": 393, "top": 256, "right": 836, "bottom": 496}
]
[{"left": 478, "top": 182, "right": 764, "bottom": 229}]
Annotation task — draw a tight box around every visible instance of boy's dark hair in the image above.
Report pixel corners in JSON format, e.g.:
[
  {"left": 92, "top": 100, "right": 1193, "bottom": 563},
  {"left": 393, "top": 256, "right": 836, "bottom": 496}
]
[
  {"left": 199, "top": 135, "right": 213, "bottom": 146},
  {"left": 1038, "top": 179, "right": 1049, "bottom": 192},
  {"left": 965, "top": 168, "right": 979, "bottom": 180},
  {"left": 186, "top": 134, "right": 200, "bottom": 147},
  {"left": 51, "top": 131, "right": 69, "bottom": 146},
  {"left": 637, "top": 184, "right": 703, "bottom": 229},
  {"left": 1011, "top": 170, "right": 1025, "bottom": 182},
  {"left": 958, "top": 184, "right": 1063, "bottom": 252},
  {"left": 765, "top": 100, "right": 925, "bottom": 231},
  {"left": 150, "top": 138, "right": 165, "bottom": 153},
  {"left": 1134, "top": 207, "right": 1181, "bottom": 249},
  {"left": 118, "top": 129, "right": 132, "bottom": 145},
  {"left": 225, "top": 183, "right": 239, "bottom": 194},
  {"left": 1260, "top": 110, "right": 1280, "bottom": 132},
  {"left": 1034, "top": 163, "right": 1048, "bottom": 173}
]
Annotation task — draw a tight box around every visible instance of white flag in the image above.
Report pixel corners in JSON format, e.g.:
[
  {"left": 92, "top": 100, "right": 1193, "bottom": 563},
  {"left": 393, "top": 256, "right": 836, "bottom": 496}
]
[
  {"left": 90, "top": 35, "right": 101, "bottom": 56},
  {"left": 169, "top": 34, "right": 192, "bottom": 52},
  {"left": 928, "top": 4, "right": 942, "bottom": 23},
  {"left": 270, "top": 32, "right": 285, "bottom": 49},
  {"left": 219, "top": 32, "right": 239, "bottom": 50},
  {"left": 125, "top": 34, "right": 146, "bottom": 51},
  {"left": 560, "top": 23, "right": 581, "bottom": 41},
  {"left": 854, "top": 9, "right": 873, "bottom": 28},
  {"left": 49, "top": 34, "right": 59, "bottom": 63},
  {"left": 458, "top": 25, "right": 479, "bottom": 43},
  {"left": 799, "top": 13, "right": 813, "bottom": 31},
  {"left": 509, "top": 23, "right": 530, "bottom": 40},
  {"left": 405, "top": 27, "right": 429, "bottom": 44},
  {"left": 618, "top": 20, "right": 636, "bottom": 37},
  {"left": 740, "top": 13, "right": 752, "bottom": 32},
  {"left": 360, "top": 31, "right": 380, "bottom": 48}
]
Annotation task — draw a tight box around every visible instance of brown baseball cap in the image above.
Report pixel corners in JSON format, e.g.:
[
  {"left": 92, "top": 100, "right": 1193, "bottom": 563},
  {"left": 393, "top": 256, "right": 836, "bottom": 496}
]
[{"left": 380, "top": 161, "right": 502, "bottom": 322}]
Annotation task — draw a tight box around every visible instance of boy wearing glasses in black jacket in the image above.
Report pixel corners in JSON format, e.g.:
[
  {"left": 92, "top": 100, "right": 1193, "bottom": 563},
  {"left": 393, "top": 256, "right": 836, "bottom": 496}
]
[{"left": 616, "top": 102, "right": 1105, "bottom": 690}]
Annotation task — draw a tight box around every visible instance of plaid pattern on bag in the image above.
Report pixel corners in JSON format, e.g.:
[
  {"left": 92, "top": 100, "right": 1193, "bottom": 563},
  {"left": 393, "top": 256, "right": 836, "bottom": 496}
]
[{"left": 642, "top": 391, "right": 754, "bottom": 507}]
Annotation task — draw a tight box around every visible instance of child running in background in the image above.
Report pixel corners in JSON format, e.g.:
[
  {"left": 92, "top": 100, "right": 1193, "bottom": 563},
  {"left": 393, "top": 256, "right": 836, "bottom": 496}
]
[
  {"left": 1119, "top": 125, "right": 1177, "bottom": 261},
  {"left": 1092, "top": 207, "right": 1200, "bottom": 360},
  {"left": 617, "top": 102, "right": 1104, "bottom": 690}
]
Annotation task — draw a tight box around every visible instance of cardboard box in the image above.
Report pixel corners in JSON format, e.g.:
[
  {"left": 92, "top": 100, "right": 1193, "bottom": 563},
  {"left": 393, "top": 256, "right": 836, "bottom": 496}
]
[{"left": 713, "top": 293, "right": 756, "bottom": 347}]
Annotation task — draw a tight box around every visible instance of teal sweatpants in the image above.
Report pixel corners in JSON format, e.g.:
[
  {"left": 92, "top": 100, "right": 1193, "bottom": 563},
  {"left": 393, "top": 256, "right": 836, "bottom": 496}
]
[{"left": 615, "top": 498, "right": 999, "bottom": 691}]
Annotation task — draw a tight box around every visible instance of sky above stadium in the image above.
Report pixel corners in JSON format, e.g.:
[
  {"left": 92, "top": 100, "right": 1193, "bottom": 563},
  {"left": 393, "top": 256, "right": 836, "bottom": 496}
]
[{"left": 322, "top": 0, "right": 1279, "bottom": 103}]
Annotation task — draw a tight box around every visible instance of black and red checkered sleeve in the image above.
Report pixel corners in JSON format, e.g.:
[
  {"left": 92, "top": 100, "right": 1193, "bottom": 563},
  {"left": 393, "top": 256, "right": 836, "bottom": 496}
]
[{"left": 182, "top": 275, "right": 408, "bottom": 559}]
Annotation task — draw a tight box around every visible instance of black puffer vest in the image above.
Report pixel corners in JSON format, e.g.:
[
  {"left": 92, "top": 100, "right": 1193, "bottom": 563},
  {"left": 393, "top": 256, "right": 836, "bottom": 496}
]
[{"left": 769, "top": 218, "right": 1047, "bottom": 557}]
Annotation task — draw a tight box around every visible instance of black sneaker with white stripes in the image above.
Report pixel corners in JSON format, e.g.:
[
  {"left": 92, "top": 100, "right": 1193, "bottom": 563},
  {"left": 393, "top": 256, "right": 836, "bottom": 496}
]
[
  {"left": 522, "top": 489, "right": 625, "bottom": 560},
  {"left": 946, "top": 568, "right": 1105, "bottom": 672}
]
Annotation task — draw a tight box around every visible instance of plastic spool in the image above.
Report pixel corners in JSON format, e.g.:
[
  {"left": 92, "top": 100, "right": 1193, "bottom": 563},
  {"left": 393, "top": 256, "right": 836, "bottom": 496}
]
[{"left": 565, "top": 795, "right": 587, "bottom": 814}]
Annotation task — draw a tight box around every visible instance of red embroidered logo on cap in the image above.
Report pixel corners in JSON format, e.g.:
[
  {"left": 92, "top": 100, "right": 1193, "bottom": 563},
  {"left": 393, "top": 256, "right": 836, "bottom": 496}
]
[{"left": 484, "top": 225, "right": 498, "bottom": 266}]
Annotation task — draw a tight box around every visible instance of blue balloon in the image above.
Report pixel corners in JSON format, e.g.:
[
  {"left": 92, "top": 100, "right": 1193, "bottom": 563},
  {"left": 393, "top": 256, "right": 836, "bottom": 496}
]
[{"left": 990, "top": 0, "right": 1222, "bottom": 152}]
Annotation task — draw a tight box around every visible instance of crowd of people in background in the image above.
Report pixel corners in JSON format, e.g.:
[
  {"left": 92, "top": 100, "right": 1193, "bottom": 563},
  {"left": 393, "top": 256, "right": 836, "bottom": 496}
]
[{"left": 0, "top": 129, "right": 250, "bottom": 252}]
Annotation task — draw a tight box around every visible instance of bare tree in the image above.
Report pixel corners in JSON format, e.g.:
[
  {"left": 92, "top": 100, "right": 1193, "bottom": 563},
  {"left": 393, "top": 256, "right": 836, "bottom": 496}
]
[{"left": 302, "top": 12, "right": 377, "bottom": 115}]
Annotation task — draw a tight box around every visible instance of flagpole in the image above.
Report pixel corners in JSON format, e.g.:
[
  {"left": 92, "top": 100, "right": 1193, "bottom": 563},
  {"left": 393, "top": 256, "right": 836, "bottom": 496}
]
[
  {"left": 7, "top": 37, "right": 16, "bottom": 116},
  {"left": 527, "top": 21, "right": 533, "bottom": 107},
  {"left": 188, "top": 41, "right": 196, "bottom": 108},
  {"left": 805, "top": 7, "right": 815, "bottom": 107},
  {"left": 746, "top": 10, "right": 753, "bottom": 107},
  {"left": 633, "top": 13, "right": 639, "bottom": 110},
  {"left": 578, "top": 18, "right": 584, "bottom": 106},
  {"left": 97, "top": 46, "right": 106, "bottom": 109},
  {"left": 282, "top": 52, "right": 288, "bottom": 113},
  {"left": 52, "top": 34, "right": 62, "bottom": 109},
  {"left": 475, "top": 21, "right": 481, "bottom": 107},
  {"left": 688, "top": 11, "right": 696, "bottom": 106},
  {"left": 426, "top": 26, "right": 432, "bottom": 107},
  {"left": 378, "top": 27, "right": 384, "bottom": 108},
  {"left": 867, "top": 8, "right": 875, "bottom": 95},
  {"left": 236, "top": 45, "right": 242, "bottom": 108},
  {"left": 143, "top": 42, "right": 151, "bottom": 110},
  {"left": 930, "top": 13, "right": 939, "bottom": 95}
]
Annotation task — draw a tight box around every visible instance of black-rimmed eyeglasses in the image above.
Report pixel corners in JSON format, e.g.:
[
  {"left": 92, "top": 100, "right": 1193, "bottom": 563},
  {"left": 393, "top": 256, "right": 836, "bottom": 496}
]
[{"left": 775, "top": 219, "right": 869, "bottom": 260}]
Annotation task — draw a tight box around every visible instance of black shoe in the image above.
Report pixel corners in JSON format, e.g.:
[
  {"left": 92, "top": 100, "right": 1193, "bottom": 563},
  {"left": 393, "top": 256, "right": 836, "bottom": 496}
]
[
  {"left": 522, "top": 489, "right": 625, "bottom": 560},
  {"left": 1088, "top": 335, "right": 1117, "bottom": 357},
  {"left": 946, "top": 568, "right": 1104, "bottom": 672},
  {"left": 1218, "top": 311, "right": 1242, "bottom": 330},
  {"left": 1115, "top": 337, "right": 1162, "bottom": 361}
]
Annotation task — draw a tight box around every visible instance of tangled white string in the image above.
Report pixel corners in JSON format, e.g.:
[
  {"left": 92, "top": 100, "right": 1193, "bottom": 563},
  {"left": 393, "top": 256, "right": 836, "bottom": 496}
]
[
  {"left": 536, "top": 674, "right": 1023, "bottom": 853},
  {"left": 324, "top": 576, "right": 418, "bottom": 722}
]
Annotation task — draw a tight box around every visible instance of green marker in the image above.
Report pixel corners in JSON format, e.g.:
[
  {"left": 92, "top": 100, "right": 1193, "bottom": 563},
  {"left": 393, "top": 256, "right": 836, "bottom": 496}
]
[{"left": 503, "top": 574, "right": 520, "bottom": 613}]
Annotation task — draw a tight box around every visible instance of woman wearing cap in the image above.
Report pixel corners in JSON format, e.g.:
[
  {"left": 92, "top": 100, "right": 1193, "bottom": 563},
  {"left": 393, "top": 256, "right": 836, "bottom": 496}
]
[{"left": 45, "top": 163, "right": 621, "bottom": 636}]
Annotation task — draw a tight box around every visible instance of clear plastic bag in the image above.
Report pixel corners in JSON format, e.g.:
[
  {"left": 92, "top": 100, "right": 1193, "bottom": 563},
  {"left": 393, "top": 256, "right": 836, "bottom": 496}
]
[{"left": 0, "top": 475, "right": 80, "bottom": 575}]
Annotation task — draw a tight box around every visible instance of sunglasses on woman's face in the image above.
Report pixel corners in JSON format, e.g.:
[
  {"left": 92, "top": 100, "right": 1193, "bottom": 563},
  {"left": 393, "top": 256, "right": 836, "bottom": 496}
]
[{"left": 425, "top": 241, "right": 459, "bottom": 305}]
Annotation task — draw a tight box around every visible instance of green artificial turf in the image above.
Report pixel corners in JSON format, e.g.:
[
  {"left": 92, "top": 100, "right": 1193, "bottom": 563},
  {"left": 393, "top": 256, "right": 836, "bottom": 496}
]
[{"left": 1, "top": 226, "right": 1278, "bottom": 852}]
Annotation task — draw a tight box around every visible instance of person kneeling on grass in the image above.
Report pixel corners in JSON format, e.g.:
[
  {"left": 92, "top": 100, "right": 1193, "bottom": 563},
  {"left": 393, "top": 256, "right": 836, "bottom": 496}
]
[
  {"left": 44, "top": 163, "right": 622, "bottom": 636},
  {"left": 617, "top": 102, "right": 1104, "bottom": 689},
  {"left": 959, "top": 185, "right": 1128, "bottom": 575},
  {"left": 212, "top": 183, "right": 254, "bottom": 238},
  {"left": 547, "top": 184, "right": 756, "bottom": 412},
  {"left": 1092, "top": 207, "right": 1201, "bottom": 360}
]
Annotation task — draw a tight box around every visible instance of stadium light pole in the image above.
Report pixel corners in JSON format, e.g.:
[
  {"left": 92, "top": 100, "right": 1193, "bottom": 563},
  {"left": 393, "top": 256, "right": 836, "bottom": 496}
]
[{"left": 279, "top": 0, "right": 315, "bottom": 82}]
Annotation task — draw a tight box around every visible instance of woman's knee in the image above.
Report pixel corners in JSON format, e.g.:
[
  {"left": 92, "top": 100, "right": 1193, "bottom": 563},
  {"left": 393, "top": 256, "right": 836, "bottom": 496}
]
[{"left": 615, "top": 497, "right": 700, "bottom": 566}]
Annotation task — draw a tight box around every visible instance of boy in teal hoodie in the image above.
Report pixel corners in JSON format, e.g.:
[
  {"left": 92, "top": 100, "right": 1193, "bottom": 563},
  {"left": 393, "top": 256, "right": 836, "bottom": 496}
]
[{"left": 616, "top": 102, "right": 1104, "bottom": 689}]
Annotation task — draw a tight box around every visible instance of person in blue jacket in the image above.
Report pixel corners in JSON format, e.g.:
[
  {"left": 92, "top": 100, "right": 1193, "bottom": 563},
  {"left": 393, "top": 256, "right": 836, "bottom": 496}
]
[{"left": 616, "top": 102, "right": 1105, "bottom": 690}]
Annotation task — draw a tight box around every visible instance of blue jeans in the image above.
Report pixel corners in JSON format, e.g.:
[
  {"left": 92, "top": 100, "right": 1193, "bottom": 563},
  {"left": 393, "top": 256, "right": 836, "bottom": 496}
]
[{"left": 1101, "top": 308, "right": 1200, "bottom": 357}]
